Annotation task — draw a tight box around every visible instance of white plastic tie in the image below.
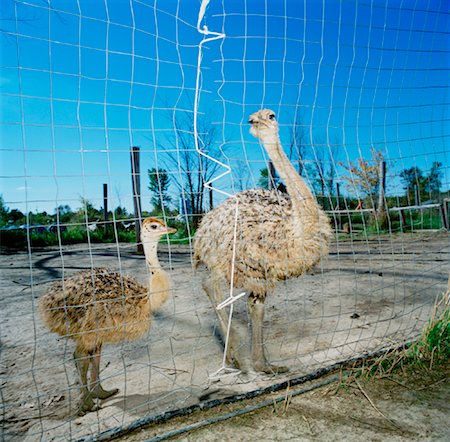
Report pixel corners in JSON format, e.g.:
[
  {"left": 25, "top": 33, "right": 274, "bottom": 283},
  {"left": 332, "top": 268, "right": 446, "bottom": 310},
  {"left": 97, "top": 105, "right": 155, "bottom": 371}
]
[{"left": 216, "top": 292, "right": 247, "bottom": 310}]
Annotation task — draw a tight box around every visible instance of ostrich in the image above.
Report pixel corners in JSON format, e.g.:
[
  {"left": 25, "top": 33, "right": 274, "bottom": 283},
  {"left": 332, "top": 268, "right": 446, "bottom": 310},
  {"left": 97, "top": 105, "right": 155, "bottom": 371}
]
[
  {"left": 39, "top": 218, "right": 176, "bottom": 415},
  {"left": 193, "top": 109, "right": 332, "bottom": 374}
]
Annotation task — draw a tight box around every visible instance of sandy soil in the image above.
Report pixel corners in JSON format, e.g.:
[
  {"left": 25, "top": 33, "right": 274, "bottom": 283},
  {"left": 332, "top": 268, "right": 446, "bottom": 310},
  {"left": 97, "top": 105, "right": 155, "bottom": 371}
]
[
  {"left": 1, "top": 231, "right": 448, "bottom": 441},
  {"left": 120, "top": 369, "right": 450, "bottom": 442}
]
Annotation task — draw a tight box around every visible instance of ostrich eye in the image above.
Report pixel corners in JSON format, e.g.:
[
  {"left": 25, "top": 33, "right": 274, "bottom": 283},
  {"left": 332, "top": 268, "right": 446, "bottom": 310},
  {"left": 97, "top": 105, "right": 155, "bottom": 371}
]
[
  {"left": 151, "top": 224, "right": 158, "bottom": 230},
  {"left": 269, "top": 114, "right": 275, "bottom": 120}
]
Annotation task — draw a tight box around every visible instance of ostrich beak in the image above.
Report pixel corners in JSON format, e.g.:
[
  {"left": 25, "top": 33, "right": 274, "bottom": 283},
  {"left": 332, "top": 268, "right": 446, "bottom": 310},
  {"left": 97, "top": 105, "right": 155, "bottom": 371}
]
[
  {"left": 165, "top": 227, "right": 177, "bottom": 235},
  {"left": 249, "top": 117, "right": 267, "bottom": 128}
]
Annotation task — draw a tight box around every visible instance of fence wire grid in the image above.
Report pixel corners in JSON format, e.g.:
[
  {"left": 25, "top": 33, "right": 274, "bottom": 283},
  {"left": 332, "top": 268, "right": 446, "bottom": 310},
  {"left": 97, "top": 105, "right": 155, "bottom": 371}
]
[{"left": 1, "top": 0, "right": 449, "bottom": 441}]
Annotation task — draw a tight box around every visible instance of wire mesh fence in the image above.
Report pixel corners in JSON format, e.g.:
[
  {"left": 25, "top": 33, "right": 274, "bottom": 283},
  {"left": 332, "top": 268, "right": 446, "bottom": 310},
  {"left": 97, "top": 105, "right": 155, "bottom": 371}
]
[{"left": 1, "top": 0, "right": 449, "bottom": 440}]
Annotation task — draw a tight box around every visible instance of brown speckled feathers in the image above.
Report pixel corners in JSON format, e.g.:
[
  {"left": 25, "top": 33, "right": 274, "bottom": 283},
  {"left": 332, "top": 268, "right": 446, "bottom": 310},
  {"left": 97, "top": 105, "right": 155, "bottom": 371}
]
[
  {"left": 193, "top": 109, "right": 331, "bottom": 373},
  {"left": 38, "top": 217, "right": 175, "bottom": 414},
  {"left": 194, "top": 188, "right": 331, "bottom": 295},
  {"left": 39, "top": 268, "right": 152, "bottom": 350}
]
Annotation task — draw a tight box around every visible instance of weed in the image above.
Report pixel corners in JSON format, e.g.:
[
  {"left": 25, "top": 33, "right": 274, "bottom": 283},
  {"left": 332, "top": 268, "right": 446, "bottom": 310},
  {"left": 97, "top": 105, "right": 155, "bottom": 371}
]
[{"left": 408, "top": 292, "right": 450, "bottom": 367}]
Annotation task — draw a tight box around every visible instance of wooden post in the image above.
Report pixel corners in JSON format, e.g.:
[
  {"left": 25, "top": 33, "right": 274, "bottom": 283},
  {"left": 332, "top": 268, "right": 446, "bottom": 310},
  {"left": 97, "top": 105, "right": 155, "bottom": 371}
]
[
  {"left": 373, "top": 160, "right": 387, "bottom": 228},
  {"left": 377, "top": 160, "right": 386, "bottom": 213},
  {"left": 209, "top": 187, "right": 213, "bottom": 211},
  {"left": 336, "top": 182, "right": 342, "bottom": 231},
  {"left": 103, "top": 183, "right": 108, "bottom": 234},
  {"left": 447, "top": 200, "right": 450, "bottom": 230},
  {"left": 130, "top": 146, "right": 143, "bottom": 253},
  {"left": 414, "top": 183, "right": 420, "bottom": 207},
  {"left": 399, "top": 209, "right": 406, "bottom": 230},
  {"left": 440, "top": 202, "right": 449, "bottom": 230},
  {"left": 268, "top": 160, "right": 277, "bottom": 190}
]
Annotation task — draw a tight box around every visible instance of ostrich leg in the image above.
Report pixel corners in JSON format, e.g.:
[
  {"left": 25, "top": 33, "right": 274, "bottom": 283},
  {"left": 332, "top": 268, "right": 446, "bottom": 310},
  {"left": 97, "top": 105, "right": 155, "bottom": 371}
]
[
  {"left": 202, "top": 273, "right": 250, "bottom": 371},
  {"left": 89, "top": 343, "right": 119, "bottom": 399},
  {"left": 73, "top": 346, "right": 98, "bottom": 415},
  {"left": 248, "top": 293, "right": 288, "bottom": 374}
]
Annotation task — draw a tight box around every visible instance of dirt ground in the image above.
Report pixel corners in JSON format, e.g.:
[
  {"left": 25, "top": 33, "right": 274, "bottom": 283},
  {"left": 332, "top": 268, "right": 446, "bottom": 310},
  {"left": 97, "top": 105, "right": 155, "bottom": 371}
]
[
  {"left": 120, "top": 368, "right": 450, "bottom": 442},
  {"left": 1, "top": 231, "right": 448, "bottom": 441}
]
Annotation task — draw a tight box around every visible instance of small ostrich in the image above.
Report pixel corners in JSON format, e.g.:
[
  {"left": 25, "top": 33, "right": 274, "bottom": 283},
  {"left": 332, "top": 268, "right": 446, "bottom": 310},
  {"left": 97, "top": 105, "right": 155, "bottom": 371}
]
[
  {"left": 39, "top": 218, "right": 176, "bottom": 414},
  {"left": 194, "top": 109, "right": 332, "bottom": 374}
]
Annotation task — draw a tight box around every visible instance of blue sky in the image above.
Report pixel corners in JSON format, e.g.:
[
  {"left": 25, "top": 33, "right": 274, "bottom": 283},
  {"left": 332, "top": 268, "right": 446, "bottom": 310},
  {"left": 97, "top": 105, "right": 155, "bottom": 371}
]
[{"left": 0, "top": 0, "right": 448, "bottom": 214}]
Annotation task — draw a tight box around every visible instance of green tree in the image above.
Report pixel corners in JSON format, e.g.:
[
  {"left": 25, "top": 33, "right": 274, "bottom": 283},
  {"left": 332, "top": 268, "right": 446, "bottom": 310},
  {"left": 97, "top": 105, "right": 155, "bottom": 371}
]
[
  {"left": 55, "top": 204, "right": 73, "bottom": 223},
  {"left": 400, "top": 166, "right": 425, "bottom": 204},
  {"left": 29, "top": 211, "right": 53, "bottom": 225},
  {"left": 148, "top": 167, "right": 171, "bottom": 212},
  {"left": 426, "top": 161, "right": 442, "bottom": 199},
  {"left": 0, "top": 196, "right": 25, "bottom": 226},
  {"left": 400, "top": 162, "right": 442, "bottom": 204},
  {"left": 0, "top": 195, "right": 9, "bottom": 225},
  {"left": 114, "top": 206, "right": 128, "bottom": 219},
  {"left": 258, "top": 167, "right": 270, "bottom": 189},
  {"left": 8, "top": 209, "right": 25, "bottom": 224},
  {"left": 74, "top": 198, "right": 101, "bottom": 223}
]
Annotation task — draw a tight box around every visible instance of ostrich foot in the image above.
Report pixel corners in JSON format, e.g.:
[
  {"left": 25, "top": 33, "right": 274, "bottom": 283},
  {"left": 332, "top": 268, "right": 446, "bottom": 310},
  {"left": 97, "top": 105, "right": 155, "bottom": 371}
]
[
  {"left": 224, "top": 330, "right": 253, "bottom": 373},
  {"left": 226, "top": 352, "right": 252, "bottom": 373},
  {"left": 77, "top": 393, "right": 100, "bottom": 416},
  {"left": 253, "top": 361, "right": 289, "bottom": 375},
  {"left": 90, "top": 384, "right": 119, "bottom": 400}
]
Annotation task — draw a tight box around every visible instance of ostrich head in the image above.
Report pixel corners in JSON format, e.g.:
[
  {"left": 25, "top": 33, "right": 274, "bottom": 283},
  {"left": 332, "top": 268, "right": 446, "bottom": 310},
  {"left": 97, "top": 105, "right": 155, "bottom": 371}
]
[
  {"left": 248, "top": 109, "right": 279, "bottom": 144},
  {"left": 141, "top": 218, "right": 177, "bottom": 243}
]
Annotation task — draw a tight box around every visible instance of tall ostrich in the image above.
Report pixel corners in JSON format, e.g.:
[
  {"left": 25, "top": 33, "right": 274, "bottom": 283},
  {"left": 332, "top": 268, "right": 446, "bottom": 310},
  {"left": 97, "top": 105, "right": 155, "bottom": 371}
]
[
  {"left": 39, "top": 218, "right": 176, "bottom": 415},
  {"left": 194, "top": 109, "right": 332, "bottom": 374}
]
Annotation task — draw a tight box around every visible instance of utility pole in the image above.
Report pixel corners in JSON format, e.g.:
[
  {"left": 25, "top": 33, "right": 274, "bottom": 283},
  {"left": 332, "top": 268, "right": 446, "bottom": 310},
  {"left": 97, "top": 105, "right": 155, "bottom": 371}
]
[
  {"left": 209, "top": 187, "right": 213, "bottom": 211},
  {"left": 103, "top": 183, "right": 108, "bottom": 234},
  {"left": 414, "top": 183, "right": 420, "bottom": 207},
  {"left": 377, "top": 160, "right": 386, "bottom": 213},
  {"left": 336, "top": 182, "right": 342, "bottom": 231},
  {"left": 268, "top": 160, "right": 277, "bottom": 190},
  {"left": 130, "top": 146, "right": 143, "bottom": 253},
  {"left": 375, "top": 160, "right": 387, "bottom": 228}
]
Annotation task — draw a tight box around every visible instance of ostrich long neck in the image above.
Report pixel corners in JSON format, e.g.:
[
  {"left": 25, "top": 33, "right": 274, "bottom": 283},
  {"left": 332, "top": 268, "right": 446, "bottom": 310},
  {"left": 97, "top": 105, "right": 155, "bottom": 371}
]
[
  {"left": 143, "top": 239, "right": 169, "bottom": 311},
  {"left": 263, "top": 133, "right": 319, "bottom": 218},
  {"left": 143, "top": 240, "right": 162, "bottom": 271}
]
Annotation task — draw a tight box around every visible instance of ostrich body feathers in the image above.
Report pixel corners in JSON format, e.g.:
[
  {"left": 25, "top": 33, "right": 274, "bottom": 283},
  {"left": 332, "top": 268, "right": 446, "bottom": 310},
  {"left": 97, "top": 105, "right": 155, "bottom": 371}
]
[
  {"left": 40, "top": 267, "right": 169, "bottom": 352},
  {"left": 194, "top": 188, "right": 331, "bottom": 296}
]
